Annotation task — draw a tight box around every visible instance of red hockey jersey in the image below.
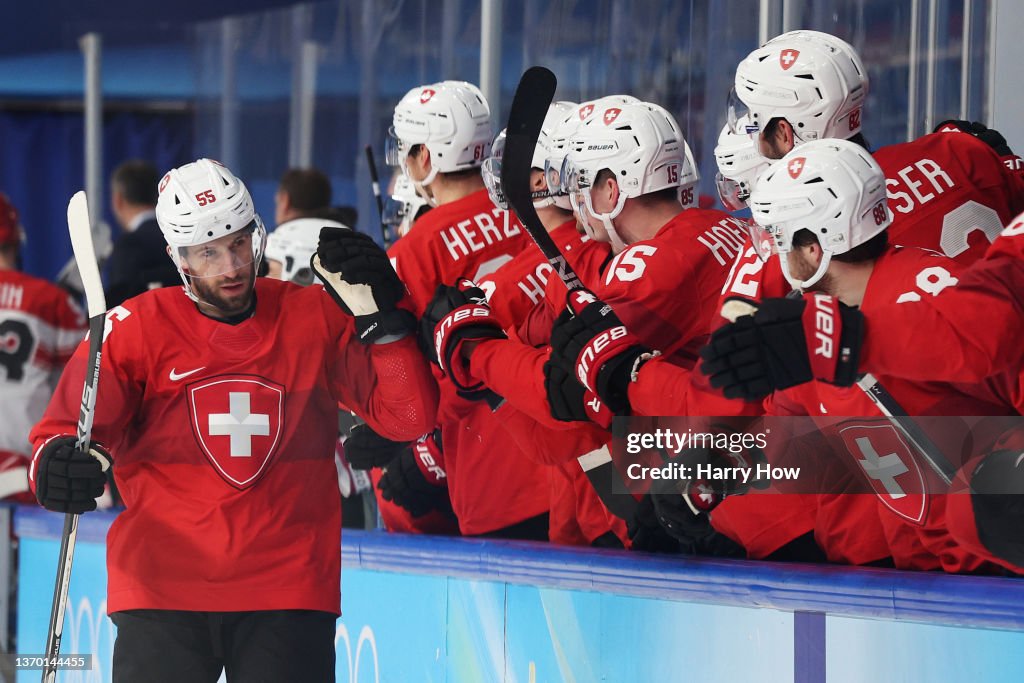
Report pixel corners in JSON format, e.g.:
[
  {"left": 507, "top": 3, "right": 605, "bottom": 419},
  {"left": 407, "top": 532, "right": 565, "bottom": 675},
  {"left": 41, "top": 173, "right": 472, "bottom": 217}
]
[
  {"left": 0, "top": 270, "right": 84, "bottom": 500},
  {"left": 766, "top": 247, "right": 1015, "bottom": 572},
  {"left": 30, "top": 279, "right": 438, "bottom": 614},
  {"left": 389, "top": 189, "right": 529, "bottom": 314}
]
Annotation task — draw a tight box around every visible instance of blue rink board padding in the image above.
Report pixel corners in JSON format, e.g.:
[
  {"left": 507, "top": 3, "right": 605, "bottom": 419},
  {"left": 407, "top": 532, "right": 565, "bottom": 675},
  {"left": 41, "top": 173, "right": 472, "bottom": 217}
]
[{"left": 13, "top": 506, "right": 1024, "bottom": 682}]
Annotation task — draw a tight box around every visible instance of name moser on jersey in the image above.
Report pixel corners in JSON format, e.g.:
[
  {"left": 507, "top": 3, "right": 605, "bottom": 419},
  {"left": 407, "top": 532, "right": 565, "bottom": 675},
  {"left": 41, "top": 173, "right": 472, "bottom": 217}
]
[
  {"left": 703, "top": 140, "right": 1024, "bottom": 575},
  {"left": 29, "top": 159, "right": 438, "bottom": 681},
  {"left": 719, "top": 30, "right": 1024, "bottom": 311}
]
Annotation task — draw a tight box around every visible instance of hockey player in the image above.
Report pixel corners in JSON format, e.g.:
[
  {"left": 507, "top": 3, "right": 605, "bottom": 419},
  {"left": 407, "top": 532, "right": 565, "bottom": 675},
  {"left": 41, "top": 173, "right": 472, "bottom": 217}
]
[
  {"left": 383, "top": 80, "right": 551, "bottom": 538},
  {"left": 384, "top": 174, "right": 430, "bottom": 240},
  {"left": 431, "top": 100, "right": 750, "bottom": 551},
  {"left": 29, "top": 159, "right": 438, "bottom": 682},
  {"left": 0, "top": 193, "right": 84, "bottom": 501},
  {"left": 701, "top": 140, "right": 1021, "bottom": 572},
  {"left": 473, "top": 101, "right": 629, "bottom": 546}
]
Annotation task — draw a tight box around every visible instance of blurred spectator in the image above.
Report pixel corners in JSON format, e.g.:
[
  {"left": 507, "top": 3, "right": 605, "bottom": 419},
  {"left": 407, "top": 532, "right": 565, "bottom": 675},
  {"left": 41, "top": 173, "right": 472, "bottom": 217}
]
[
  {"left": 0, "top": 192, "right": 85, "bottom": 501},
  {"left": 275, "top": 168, "right": 332, "bottom": 226},
  {"left": 105, "top": 160, "right": 180, "bottom": 307}
]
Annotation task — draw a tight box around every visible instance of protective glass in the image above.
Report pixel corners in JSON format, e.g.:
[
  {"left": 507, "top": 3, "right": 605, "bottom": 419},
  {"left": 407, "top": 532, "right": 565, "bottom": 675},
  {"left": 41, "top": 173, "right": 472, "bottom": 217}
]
[
  {"left": 715, "top": 172, "right": 749, "bottom": 212},
  {"left": 480, "top": 130, "right": 507, "bottom": 209},
  {"left": 177, "top": 218, "right": 266, "bottom": 279},
  {"left": 384, "top": 127, "right": 407, "bottom": 167},
  {"left": 748, "top": 220, "right": 778, "bottom": 262},
  {"left": 543, "top": 155, "right": 570, "bottom": 197},
  {"left": 726, "top": 88, "right": 758, "bottom": 137}
]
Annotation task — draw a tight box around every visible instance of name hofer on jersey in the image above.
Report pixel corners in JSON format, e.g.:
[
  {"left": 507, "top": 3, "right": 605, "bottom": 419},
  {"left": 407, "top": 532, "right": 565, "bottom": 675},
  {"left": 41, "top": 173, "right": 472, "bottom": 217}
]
[
  {"left": 441, "top": 207, "right": 522, "bottom": 262},
  {"left": 626, "top": 462, "right": 801, "bottom": 484}
]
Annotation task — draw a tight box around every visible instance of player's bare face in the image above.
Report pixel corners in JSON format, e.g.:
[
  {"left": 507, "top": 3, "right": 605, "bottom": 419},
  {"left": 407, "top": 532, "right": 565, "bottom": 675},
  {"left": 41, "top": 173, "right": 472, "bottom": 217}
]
[{"left": 182, "top": 230, "right": 257, "bottom": 318}]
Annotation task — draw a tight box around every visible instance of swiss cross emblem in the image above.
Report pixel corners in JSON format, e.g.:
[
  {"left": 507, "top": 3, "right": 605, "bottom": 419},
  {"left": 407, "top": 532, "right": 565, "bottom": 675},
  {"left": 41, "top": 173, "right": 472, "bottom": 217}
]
[
  {"left": 787, "top": 156, "right": 806, "bottom": 179},
  {"left": 603, "top": 108, "right": 622, "bottom": 125},
  {"left": 419, "top": 88, "right": 436, "bottom": 104},
  {"left": 578, "top": 104, "right": 595, "bottom": 120},
  {"left": 188, "top": 375, "right": 285, "bottom": 489},
  {"left": 838, "top": 423, "right": 929, "bottom": 525},
  {"left": 780, "top": 49, "right": 800, "bottom": 70}
]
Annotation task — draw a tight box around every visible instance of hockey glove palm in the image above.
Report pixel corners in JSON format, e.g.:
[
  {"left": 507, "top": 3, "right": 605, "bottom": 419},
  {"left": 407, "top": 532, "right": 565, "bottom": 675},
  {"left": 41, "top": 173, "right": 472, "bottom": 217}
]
[
  {"left": 311, "top": 227, "right": 415, "bottom": 343},
  {"left": 699, "top": 294, "right": 863, "bottom": 400},
  {"left": 33, "top": 436, "right": 111, "bottom": 514}
]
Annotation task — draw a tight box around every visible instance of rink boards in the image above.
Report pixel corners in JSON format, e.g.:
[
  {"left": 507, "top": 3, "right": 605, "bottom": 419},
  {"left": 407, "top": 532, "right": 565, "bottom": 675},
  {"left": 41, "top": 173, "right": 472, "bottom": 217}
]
[{"left": 13, "top": 506, "right": 1024, "bottom": 682}]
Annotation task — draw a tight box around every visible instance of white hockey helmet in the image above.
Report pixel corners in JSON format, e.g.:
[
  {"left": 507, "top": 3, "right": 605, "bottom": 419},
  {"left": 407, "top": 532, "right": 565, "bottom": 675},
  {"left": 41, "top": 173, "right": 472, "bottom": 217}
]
[
  {"left": 265, "top": 217, "right": 349, "bottom": 285},
  {"left": 563, "top": 100, "right": 697, "bottom": 250},
  {"left": 480, "top": 102, "right": 577, "bottom": 211},
  {"left": 732, "top": 30, "right": 868, "bottom": 145},
  {"left": 715, "top": 115, "right": 770, "bottom": 211},
  {"left": 384, "top": 174, "right": 429, "bottom": 238},
  {"left": 155, "top": 158, "right": 266, "bottom": 302},
  {"left": 749, "top": 138, "right": 890, "bottom": 289},
  {"left": 544, "top": 95, "right": 640, "bottom": 207},
  {"left": 386, "top": 80, "right": 492, "bottom": 189}
]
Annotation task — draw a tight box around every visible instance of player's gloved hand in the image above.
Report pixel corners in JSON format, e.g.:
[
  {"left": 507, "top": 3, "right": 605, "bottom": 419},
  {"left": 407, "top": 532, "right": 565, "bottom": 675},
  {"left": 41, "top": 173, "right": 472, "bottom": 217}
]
[
  {"left": 311, "top": 227, "right": 416, "bottom": 344},
  {"left": 548, "top": 289, "right": 656, "bottom": 415},
  {"left": 543, "top": 358, "right": 613, "bottom": 427},
  {"left": 343, "top": 423, "right": 412, "bottom": 471},
  {"left": 966, "top": 448, "right": 1024, "bottom": 567},
  {"left": 626, "top": 494, "right": 682, "bottom": 554},
  {"left": 378, "top": 439, "right": 452, "bottom": 518},
  {"left": 32, "top": 436, "right": 111, "bottom": 514},
  {"left": 934, "top": 119, "right": 1014, "bottom": 156},
  {"left": 648, "top": 478, "right": 745, "bottom": 557},
  {"left": 421, "top": 280, "right": 507, "bottom": 393},
  {"left": 699, "top": 294, "right": 863, "bottom": 400}
]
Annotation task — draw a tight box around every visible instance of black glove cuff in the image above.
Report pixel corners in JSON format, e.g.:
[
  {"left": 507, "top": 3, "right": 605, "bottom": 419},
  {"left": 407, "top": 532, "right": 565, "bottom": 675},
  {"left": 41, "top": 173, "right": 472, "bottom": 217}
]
[
  {"left": 830, "top": 305, "right": 864, "bottom": 387},
  {"left": 595, "top": 346, "right": 648, "bottom": 415},
  {"left": 357, "top": 309, "right": 417, "bottom": 344}
]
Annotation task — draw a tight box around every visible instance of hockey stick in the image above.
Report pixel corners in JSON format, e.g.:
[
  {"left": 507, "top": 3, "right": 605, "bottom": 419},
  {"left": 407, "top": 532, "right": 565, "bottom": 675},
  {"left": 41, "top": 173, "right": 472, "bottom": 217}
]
[
  {"left": 42, "top": 192, "right": 107, "bottom": 683},
  {"left": 502, "top": 66, "right": 638, "bottom": 520},
  {"left": 365, "top": 144, "right": 389, "bottom": 247},
  {"left": 857, "top": 373, "right": 955, "bottom": 485}
]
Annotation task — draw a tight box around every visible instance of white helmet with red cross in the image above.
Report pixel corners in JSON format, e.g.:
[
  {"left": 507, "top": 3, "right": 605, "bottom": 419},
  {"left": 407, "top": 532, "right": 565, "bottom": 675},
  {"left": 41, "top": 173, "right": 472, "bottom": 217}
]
[{"left": 732, "top": 30, "right": 868, "bottom": 144}]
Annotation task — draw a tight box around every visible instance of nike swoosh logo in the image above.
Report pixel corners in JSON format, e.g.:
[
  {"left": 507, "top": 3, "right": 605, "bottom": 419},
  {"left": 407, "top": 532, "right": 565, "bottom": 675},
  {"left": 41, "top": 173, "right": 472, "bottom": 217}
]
[{"left": 169, "top": 367, "right": 206, "bottom": 382}]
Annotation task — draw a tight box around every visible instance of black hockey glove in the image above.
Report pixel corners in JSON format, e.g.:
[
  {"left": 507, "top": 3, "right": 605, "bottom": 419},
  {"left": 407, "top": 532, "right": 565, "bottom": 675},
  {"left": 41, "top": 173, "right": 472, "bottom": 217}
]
[
  {"left": 968, "top": 448, "right": 1024, "bottom": 567},
  {"left": 311, "top": 227, "right": 416, "bottom": 344},
  {"left": 934, "top": 119, "right": 1014, "bottom": 157},
  {"left": 648, "top": 477, "right": 745, "bottom": 558},
  {"left": 34, "top": 436, "right": 111, "bottom": 514},
  {"left": 421, "top": 280, "right": 507, "bottom": 392},
  {"left": 344, "top": 423, "right": 412, "bottom": 471},
  {"left": 626, "top": 494, "right": 682, "bottom": 554},
  {"left": 700, "top": 294, "right": 863, "bottom": 401},
  {"left": 543, "top": 358, "right": 613, "bottom": 427},
  {"left": 548, "top": 289, "right": 654, "bottom": 415},
  {"left": 378, "top": 448, "right": 452, "bottom": 518}
]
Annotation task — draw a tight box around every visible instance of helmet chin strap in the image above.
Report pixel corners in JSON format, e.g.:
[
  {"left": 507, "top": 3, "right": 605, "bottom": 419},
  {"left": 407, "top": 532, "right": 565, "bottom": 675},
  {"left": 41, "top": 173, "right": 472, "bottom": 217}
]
[
  {"left": 779, "top": 248, "right": 832, "bottom": 290},
  {"left": 583, "top": 191, "right": 629, "bottom": 254}
]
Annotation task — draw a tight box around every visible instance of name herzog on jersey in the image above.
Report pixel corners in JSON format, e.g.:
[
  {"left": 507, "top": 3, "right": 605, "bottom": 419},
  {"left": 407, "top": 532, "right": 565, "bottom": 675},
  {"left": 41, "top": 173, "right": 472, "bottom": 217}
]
[{"left": 388, "top": 189, "right": 530, "bottom": 314}]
